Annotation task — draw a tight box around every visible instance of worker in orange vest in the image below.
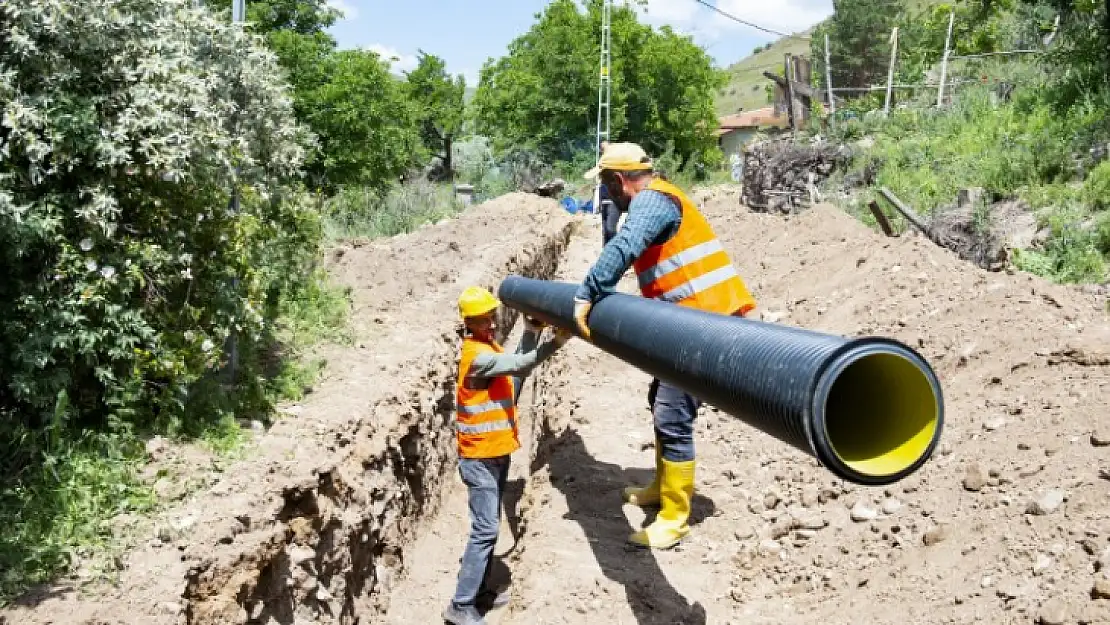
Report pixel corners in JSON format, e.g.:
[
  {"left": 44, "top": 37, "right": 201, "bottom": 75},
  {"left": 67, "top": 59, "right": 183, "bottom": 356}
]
[
  {"left": 444, "top": 286, "right": 572, "bottom": 625},
  {"left": 573, "top": 142, "right": 757, "bottom": 549}
]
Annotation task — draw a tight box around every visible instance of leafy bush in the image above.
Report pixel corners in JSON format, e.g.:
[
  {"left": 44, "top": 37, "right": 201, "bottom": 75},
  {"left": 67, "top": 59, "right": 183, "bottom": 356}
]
[
  {"left": 1082, "top": 160, "right": 1110, "bottom": 211},
  {"left": 0, "top": 0, "right": 325, "bottom": 597}
]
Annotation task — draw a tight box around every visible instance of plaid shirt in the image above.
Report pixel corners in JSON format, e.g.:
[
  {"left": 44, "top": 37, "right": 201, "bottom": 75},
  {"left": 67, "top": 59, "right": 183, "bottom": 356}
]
[{"left": 575, "top": 189, "right": 681, "bottom": 303}]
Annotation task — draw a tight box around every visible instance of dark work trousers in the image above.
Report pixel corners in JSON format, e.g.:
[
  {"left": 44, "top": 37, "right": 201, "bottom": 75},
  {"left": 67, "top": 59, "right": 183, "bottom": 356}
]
[
  {"left": 451, "top": 455, "right": 510, "bottom": 607},
  {"left": 647, "top": 378, "right": 701, "bottom": 462},
  {"left": 600, "top": 200, "right": 621, "bottom": 246}
]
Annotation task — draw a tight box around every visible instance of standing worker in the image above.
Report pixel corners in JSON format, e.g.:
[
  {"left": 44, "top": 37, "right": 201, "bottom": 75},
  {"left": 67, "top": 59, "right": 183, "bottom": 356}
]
[
  {"left": 572, "top": 142, "right": 757, "bottom": 550},
  {"left": 593, "top": 141, "right": 621, "bottom": 245},
  {"left": 444, "top": 286, "right": 572, "bottom": 625}
]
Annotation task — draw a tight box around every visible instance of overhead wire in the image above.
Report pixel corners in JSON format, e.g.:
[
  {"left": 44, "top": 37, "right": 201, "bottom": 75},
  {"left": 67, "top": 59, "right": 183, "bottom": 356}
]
[{"left": 690, "top": 0, "right": 811, "bottom": 40}]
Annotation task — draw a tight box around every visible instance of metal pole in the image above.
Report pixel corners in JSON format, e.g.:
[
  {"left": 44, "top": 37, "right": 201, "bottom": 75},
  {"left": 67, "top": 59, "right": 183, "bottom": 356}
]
[
  {"left": 595, "top": 0, "right": 611, "bottom": 164},
  {"left": 226, "top": 0, "right": 245, "bottom": 382},
  {"left": 936, "top": 10, "right": 954, "bottom": 108},
  {"left": 824, "top": 33, "right": 835, "bottom": 123},
  {"left": 883, "top": 27, "right": 899, "bottom": 115}
]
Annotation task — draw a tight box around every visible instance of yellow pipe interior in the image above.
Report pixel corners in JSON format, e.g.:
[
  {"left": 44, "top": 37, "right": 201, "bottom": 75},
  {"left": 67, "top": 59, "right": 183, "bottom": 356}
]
[{"left": 823, "top": 352, "right": 939, "bottom": 478}]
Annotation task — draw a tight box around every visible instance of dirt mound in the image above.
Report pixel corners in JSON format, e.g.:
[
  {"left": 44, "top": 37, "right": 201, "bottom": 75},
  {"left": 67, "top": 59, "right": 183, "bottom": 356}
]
[
  {"left": 489, "top": 201, "right": 1110, "bottom": 625},
  {"left": 927, "top": 198, "right": 1042, "bottom": 271}
]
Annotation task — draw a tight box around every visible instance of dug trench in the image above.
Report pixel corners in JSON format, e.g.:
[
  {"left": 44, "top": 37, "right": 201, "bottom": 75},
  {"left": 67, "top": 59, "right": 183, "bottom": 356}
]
[
  {"left": 5, "top": 189, "right": 1110, "bottom": 625},
  {"left": 1, "top": 193, "right": 578, "bottom": 625}
]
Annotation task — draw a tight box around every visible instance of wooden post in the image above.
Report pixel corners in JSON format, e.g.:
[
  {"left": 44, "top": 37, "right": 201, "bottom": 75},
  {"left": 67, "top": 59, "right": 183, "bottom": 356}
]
[
  {"left": 878, "top": 187, "right": 934, "bottom": 240},
  {"left": 824, "top": 33, "right": 835, "bottom": 123},
  {"left": 884, "top": 27, "right": 899, "bottom": 115},
  {"left": 868, "top": 200, "right": 896, "bottom": 237},
  {"left": 784, "top": 53, "right": 796, "bottom": 133},
  {"left": 936, "top": 10, "right": 955, "bottom": 108}
]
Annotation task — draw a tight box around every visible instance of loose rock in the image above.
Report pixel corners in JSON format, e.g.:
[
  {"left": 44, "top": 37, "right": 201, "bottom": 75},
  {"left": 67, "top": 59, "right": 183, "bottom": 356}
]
[
  {"left": 1038, "top": 598, "right": 1068, "bottom": 625},
  {"left": 1092, "top": 577, "right": 1110, "bottom": 600},
  {"left": 1026, "top": 490, "right": 1065, "bottom": 516},
  {"left": 962, "top": 464, "right": 989, "bottom": 492},
  {"left": 923, "top": 525, "right": 949, "bottom": 546},
  {"left": 1092, "top": 431, "right": 1110, "bottom": 447},
  {"left": 983, "top": 417, "right": 1006, "bottom": 431},
  {"left": 881, "top": 498, "right": 902, "bottom": 515},
  {"left": 850, "top": 502, "right": 878, "bottom": 522},
  {"left": 1033, "top": 554, "right": 1053, "bottom": 576}
]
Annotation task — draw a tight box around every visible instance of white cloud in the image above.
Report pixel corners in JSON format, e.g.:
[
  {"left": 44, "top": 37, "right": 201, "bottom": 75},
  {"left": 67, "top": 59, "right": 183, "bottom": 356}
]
[
  {"left": 326, "top": 0, "right": 359, "bottom": 20},
  {"left": 366, "top": 44, "right": 419, "bottom": 74}
]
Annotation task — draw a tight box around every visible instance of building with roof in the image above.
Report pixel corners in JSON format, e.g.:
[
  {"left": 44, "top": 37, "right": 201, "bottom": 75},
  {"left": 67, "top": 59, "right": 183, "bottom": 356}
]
[{"left": 715, "top": 107, "right": 789, "bottom": 158}]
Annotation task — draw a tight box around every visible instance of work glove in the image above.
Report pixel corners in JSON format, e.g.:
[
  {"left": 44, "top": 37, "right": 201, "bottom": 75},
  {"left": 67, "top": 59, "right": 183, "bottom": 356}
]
[
  {"left": 553, "top": 327, "right": 574, "bottom": 347},
  {"left": 572, "top": 297, "right": 593, "bottom": 340},
  {"left": 523, "top": 315, "right": 546, "bottom": 333}
]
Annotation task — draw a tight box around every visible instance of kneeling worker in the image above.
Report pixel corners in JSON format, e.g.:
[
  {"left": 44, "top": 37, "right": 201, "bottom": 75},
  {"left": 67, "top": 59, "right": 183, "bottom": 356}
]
[
  {"left": 445, "top": 286, "right": 572, "bottom": 625},
  {"left": 572, "top": 143, "right": 757, "bottom": 549}
]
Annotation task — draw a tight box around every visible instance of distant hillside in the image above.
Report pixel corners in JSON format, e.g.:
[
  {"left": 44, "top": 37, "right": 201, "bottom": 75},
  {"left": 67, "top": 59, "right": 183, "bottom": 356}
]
[{"left": 715, "top": 28, "right": 815, "bottom": 116}]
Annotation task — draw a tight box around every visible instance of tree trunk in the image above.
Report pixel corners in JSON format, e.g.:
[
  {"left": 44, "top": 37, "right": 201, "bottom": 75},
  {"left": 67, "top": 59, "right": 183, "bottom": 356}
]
[{"left": 443, "top": 135, "right": 454, "bottom": 181}]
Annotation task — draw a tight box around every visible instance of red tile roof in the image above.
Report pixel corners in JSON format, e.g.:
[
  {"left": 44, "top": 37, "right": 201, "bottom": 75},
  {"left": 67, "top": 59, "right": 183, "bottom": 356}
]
[{"left": 716, "top": 107, "right": 789, "bottom": 134}]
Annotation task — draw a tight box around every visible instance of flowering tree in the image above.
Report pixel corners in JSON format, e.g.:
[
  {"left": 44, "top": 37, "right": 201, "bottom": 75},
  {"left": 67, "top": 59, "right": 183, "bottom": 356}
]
[{"left": 0, "top": 0, "right": 319, "bottom": 436}]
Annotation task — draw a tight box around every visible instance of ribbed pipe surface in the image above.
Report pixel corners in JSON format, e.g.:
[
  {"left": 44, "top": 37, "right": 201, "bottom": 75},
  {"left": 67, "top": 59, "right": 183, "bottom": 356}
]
[{"left": 498, "top": 276, "right": 944, "bottom": 485}]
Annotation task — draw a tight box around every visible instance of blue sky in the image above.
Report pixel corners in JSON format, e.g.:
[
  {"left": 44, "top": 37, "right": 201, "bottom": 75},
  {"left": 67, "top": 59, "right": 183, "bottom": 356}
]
[{"left": 324, "top": 0, "right": 833, "bottom": 87}]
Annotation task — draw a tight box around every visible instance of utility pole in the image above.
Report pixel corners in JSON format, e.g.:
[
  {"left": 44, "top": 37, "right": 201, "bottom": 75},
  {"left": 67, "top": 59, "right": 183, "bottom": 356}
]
[
  {"left": 936, "top": 10, "right": 955, "bottom": 108},
  {"left": 824, "top": 33, "right": 835, "bottom": 123},
  {"left": 595, "top": 0, "right": 612, "bottom": 163},
  {"left": 883, "top": 26, "right": 899, "bottom": 115},
  {"left": 226, "top": 0, "right": 245, "bottom": 382}
]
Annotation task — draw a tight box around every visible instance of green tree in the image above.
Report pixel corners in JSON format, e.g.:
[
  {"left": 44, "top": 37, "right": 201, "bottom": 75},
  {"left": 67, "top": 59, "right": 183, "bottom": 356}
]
[
  {"left": 812, "top": 0, "right": 899, "bottom": 91},
  {"left": 301, "top": 50, "right": 423, "bottom": 192},
  {"left": 470, "top": 0, "right": 723, "bottom": 168},
  {"left": 405, "top": 51, "right": 467, "bottom": 180},
  {"left": 206, "top": 0, "right": 423, "bottom": 191},
  {"left": 1023, "top": 0, "right": 1110, "bottom": 107}
]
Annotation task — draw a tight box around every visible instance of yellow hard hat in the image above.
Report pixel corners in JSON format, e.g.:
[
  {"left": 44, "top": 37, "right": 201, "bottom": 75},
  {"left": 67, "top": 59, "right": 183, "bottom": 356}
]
[
  {"left": 458, "top": 286, "right": 500, "bottom": 319},
  {"left": 584, "top": 142, "right": 654, "bottom": 179}
]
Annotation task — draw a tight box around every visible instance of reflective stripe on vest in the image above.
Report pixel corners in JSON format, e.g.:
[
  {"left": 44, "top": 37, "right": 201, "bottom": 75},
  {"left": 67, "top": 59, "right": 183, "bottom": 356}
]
[
  {"left": 658, "top": 264, "right": 741, "bottom": 304},
  {"left": 456, "top": 419, "right": 514, "bottom": 434},
  {"left": 455, "top": 337, "right": 521, "bottom": 459},
  {"left": 631, "top": 178, "right": 757, "bottom": 316},
  {"left": 457, "top": 398, "right": 515, "bottom": 416},
  {"left": 636, "top": 239, "right": 726, "bottom": 290}
]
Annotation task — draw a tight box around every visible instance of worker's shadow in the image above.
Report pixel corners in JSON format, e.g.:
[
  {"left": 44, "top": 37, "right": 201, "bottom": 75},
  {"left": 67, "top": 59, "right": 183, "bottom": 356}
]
[{"left": 538, "top": 427, "right": 713, "bottom": 625}]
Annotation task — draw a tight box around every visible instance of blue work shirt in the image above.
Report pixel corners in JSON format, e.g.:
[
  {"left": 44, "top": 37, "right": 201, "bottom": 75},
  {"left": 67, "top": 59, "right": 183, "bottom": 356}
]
[{"left": 576, "top": 189, "right": 682, "bottom": 303}]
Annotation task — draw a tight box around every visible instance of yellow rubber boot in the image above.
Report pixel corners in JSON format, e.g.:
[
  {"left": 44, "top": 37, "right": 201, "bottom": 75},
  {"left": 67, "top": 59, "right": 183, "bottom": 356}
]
[
  {"left": 628, "top": 458, "right": 694, "bottom": 549},
  {"left": 622, "top": 440, "right": 662, "bottom": 507}
]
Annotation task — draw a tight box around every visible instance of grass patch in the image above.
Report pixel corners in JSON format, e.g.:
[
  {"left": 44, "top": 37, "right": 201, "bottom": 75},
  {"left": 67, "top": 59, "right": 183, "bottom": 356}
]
[
  {"left": 826, "top": 81, "right": 1109, "bottom": 285},
  {"left": 0, "top": 269, "right": 351, "bottom": 605},
  {"left": 324, "top": 180, "right": 466, "bottom": 241}
]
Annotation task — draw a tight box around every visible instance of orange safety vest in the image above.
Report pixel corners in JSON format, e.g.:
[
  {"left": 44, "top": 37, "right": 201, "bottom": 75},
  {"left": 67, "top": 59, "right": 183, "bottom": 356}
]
[
  {"left": 455, "top": 337, "right": 521, "bottom": 459},
  {"left": 632, "top": 178, "right": 756, "bottom": 316}
]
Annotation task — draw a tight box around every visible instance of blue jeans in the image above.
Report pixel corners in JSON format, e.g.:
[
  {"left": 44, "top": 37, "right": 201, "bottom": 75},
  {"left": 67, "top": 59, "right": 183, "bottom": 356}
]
[
  {"left": 600, "top": 200, "right": 620, "bottom": 245},
  {"left": 451, "top": 456, "right": 510, "bottom": 607},
  {"left": 648, "top": 378, "right": 700, "bottom": 462}
]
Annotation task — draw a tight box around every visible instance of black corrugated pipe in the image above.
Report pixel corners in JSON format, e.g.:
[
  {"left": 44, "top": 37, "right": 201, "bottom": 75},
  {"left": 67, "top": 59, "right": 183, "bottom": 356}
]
[{"left": 497, "top": 276, "right": 944, "bottom": 486}]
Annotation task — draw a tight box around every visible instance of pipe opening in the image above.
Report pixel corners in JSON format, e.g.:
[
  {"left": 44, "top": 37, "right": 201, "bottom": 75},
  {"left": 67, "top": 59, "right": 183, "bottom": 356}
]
[{"left": 821, "top": 351, "right": 939, "bottom": 479}]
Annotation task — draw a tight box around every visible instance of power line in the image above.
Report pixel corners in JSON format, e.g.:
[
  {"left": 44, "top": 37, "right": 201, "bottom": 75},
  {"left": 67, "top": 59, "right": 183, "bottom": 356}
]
[{"left": 691, "top": 0, "right": 811, "bottom": 40}]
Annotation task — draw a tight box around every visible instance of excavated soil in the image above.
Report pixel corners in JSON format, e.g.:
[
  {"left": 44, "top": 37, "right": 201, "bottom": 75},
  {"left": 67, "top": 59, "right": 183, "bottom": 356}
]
[{"left": 5, "top": 189, "right": 1110, "bottom": 625}]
